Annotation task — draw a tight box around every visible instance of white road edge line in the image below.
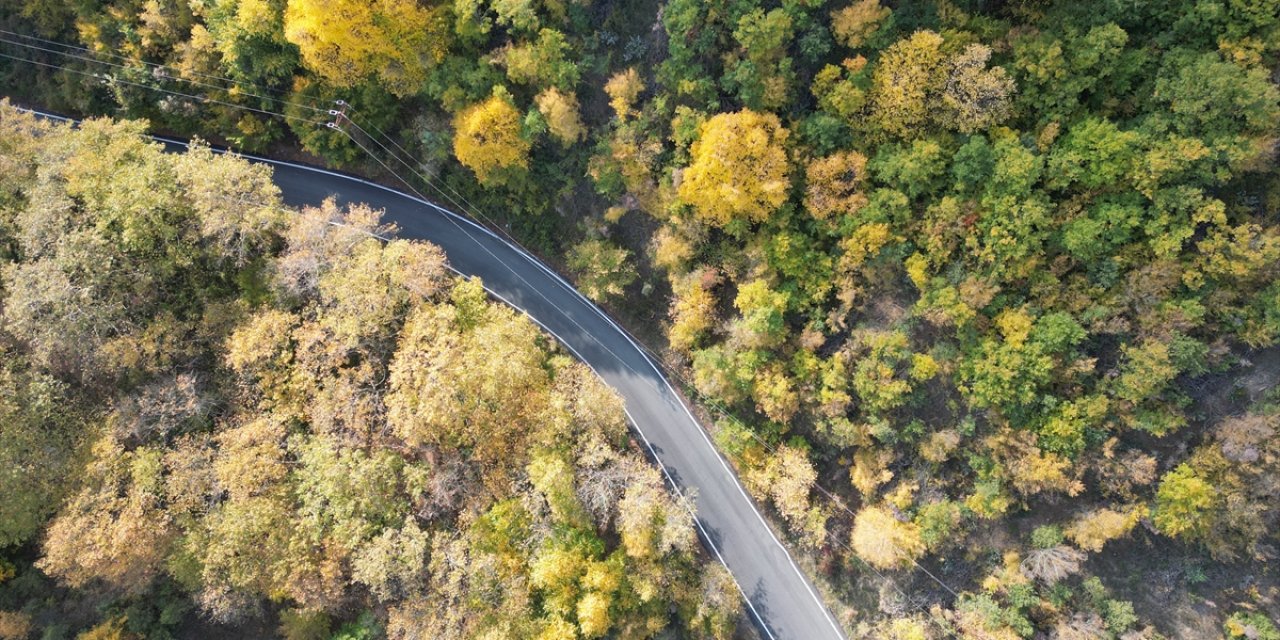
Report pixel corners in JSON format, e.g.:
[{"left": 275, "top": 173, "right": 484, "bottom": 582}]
[
  {"left": 13, "top": 106, "right": 846, "bottom": 640},
  {"left": 235, "top": 149, "right": 846, "bottom": 640}
]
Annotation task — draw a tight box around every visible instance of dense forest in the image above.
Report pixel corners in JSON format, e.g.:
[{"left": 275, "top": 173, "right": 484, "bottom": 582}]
[
  {"left": 0, "top": 109, "right": 738, "bottom": 639},
  {"left": 2, "top": 0, "right": 1280, "bottom": 638}
]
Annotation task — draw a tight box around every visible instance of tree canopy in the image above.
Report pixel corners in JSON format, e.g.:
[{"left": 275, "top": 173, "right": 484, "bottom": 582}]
[
  {"left": 0, "top": 106, "right": 735, "bottom": 639},
  {"left": 3, "top": 0, "right": 1280, "bottom": 633},
  {"left": 678, "top": 109, "right": 791, "bottom": 227}
]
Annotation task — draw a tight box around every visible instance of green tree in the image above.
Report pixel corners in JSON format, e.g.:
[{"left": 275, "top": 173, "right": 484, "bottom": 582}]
[
  {"left": 959, "top": 311, "right": 1085, "bottom": 416},
  {"left": 197, "top": 0, "right": 300, "bottom": 89},
  {"left": 1152, "top": 49, "right": 1280, "bottom": 141},
  {"left": 1010, "top": 23, "right": 1132, "bottom": 123},
  {"left": 1045, "top": 117, "right": 1142, "bottom": 191},
  {"left": 732, "top": 280, "right": 790, "bottom": 349},
  {"left": 871, "top": 138, "right": 949, "bottom": 200},
  {"left": 0, "top": 355, "right": 79, "bottom": 547},
  {"left": 502, "top": 28, "right": 579, "bottom": 90},
  {"left": 1152, "top": 463, "right": 1215, "bottom": 540},
  {"left": 724, "top": 8, "right": 796, "bottom": 110},
  {"left": 566, "top": 239, "right": 638, "bottom": 302}
]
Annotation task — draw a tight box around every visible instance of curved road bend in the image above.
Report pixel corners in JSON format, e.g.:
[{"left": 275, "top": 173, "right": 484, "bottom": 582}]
[
  {"left": 19, "top": 107, "right": 845, "bottom": 640},
  {"left": 266, "top": 157, "right": 847, "bottom": 640}
]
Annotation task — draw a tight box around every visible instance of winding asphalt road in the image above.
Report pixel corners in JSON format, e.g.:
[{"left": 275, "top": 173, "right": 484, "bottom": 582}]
[{"left": 21, "top": 107, "right": 846, "bottom": 640}]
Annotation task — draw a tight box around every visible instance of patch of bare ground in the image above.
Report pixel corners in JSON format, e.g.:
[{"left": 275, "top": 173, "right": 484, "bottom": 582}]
[
  {"left": 1084, "top": 345, "right": 1280, "bottom": 638},
  {"left": 1086, "top": 531, "right": 1278, "bottom": 639},
  {"left": 1183, "top": 347, "right": 1280, "bottom": 428},
  {"left": 175, "top": 611, "right": 278, "bottom": 639}
]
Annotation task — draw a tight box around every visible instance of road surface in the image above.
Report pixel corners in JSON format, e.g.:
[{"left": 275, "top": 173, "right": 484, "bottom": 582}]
[{"left": 21, "top": 106, "right": 847, "bottom": 640}]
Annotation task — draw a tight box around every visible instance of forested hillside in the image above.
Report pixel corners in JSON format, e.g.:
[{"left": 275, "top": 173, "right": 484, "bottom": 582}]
[
  {"left": 2, "top": 0, "right": 1280, "bottom": 638},
  {"left": 0, "top": 107, "right": 738, "bottom": 639}
]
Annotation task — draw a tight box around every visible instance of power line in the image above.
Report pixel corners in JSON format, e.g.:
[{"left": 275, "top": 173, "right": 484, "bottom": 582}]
[
  {"left": 4, "top": 37, "right": 961, "bottom": 630},
  {"left": 0, "top": 35, "right": 324, "bottom": 116},
  {"left": 0, "top": 33, "right": 637, "bottom": 390},
  {"left": 334, "top": 79, "right": 967, "bottom": 615},
  {"left": 3, "top": 52, "right": 826, "bottom": 637},
  {"left": 1, "top": 45, "right": 666, "bottom": 451},
  {"left": 655, "top": 352, "right": 965, "bottom": 600},
  {"left": 333, "top": 110, "right": 965, "bottom": 632},
  {"left": 335, "top": 115, "right": 663, "bottom": 388},
  {"left": 229, "top": 109, "right": 816, "bottom": 638},
  {"left": 333, "top": 112, "right": 706, "bottom": 410},
  {"left": 343, "top": 105, "right": 530, "bottom": 253},
  {"left": 132, "top": 143, "right": 789, "bottom": 640},
  {"left": 504, "top": 251, "right": 969, "bottom": 604},
  {"left": 0, "top": 33, "right": 630, "bottom": 366},
  {"left": 0, "top": 50, "right": 329, "bottom": 127},
  {"left": 646, "top": 367, "right": 962, "bottom": 632},
  {"left": 0, "top": 27, "right": 325, "bottom": 113},
  {"left": 333, "top": 123, "right": 866, "bottom": 637},
  {"left": 327, "top": 104, "right": 690, "bottom": 395}
]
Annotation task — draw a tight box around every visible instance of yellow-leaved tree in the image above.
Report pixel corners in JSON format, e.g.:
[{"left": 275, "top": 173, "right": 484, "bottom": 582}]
[
  {"left": 868, "top": 29, "right": 946, "bottom": 138},
  {"left": 804, "top": 150, "right": 869, "bottom": 220},
  {"left": 850, "top": 504, "right": 925, "bottom": 569},
  {"left": 603, "top": 68, "right": 644, "bottom": 121},
  {"left": 535, "top": 87, "right": 586, "bottom": 145},
  {"left": 1064, "top": 505, "right": 1147, "bottom": 552},
  {"left": 453, "top": 93, "right": 532, "bottom": 186},
  {"left": 668, "top": 273, "right": 716, "bottom": 352},
  {"left": 678, "top": 110, "right": 791, "bottom": 227},
  {"left": 831, "top": 0, "right": 891, "bottom": 49},
  {"left": 744, "top": 445, "right": 829, "bottom": 547},
  {"left": 283, "top": 0, "right": 449, "bottom": 96}
]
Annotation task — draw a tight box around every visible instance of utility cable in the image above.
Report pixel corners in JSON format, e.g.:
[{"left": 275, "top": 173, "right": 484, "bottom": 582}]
[
  {"left": 0, "top": 51, "right": 329, "bottom": 127},
  {"left": 334, "top": 118, "right": 658, "bottom": 388},
  {"left": 0, "top": 28, "right": 326, "bottom": 113},
  {"left": 7, "top": 43, "right": 959, "bottom": 625},
  {"left": 332, "top": 107, "right": 962, "bottom": 632},
  {"left": 336, "top": 99, "right": 967, "bottom": 611},
  {"left": 0, "top": 35, "right": 323, "bottom": 115},
  {"left": 343, "top": 105, "right": 529, "bottom": 252}
]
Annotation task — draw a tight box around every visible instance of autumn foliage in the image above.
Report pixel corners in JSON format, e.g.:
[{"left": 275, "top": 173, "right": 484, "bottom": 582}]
[
  {"left": 0, "top": 107, "right": 735, "bottom": 639},
  {"left": 4, "top": 0, "right": 1280, "bottom": 633},
  {"left": 453, "top": 93, "right": 531, "bottom": 186},
  {"left": 678, "top": 110, "right": 791, "bottom": 227},
  {"left": 284, "top": 0, "right": 448, "bottom": 96}
]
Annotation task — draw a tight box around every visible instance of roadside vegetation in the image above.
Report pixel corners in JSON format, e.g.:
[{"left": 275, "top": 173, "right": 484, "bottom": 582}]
[
  {"left": 0, "top": 107, "right": 738, "bottom": 639},
  {"left": 1, "top": 0, "right": 1279, "bottom": 637}
]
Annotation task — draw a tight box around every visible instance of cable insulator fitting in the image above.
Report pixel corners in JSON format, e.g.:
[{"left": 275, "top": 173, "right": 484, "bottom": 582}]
[{"left": 335, "top": 99, "right": 346, "bottom": 106}]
